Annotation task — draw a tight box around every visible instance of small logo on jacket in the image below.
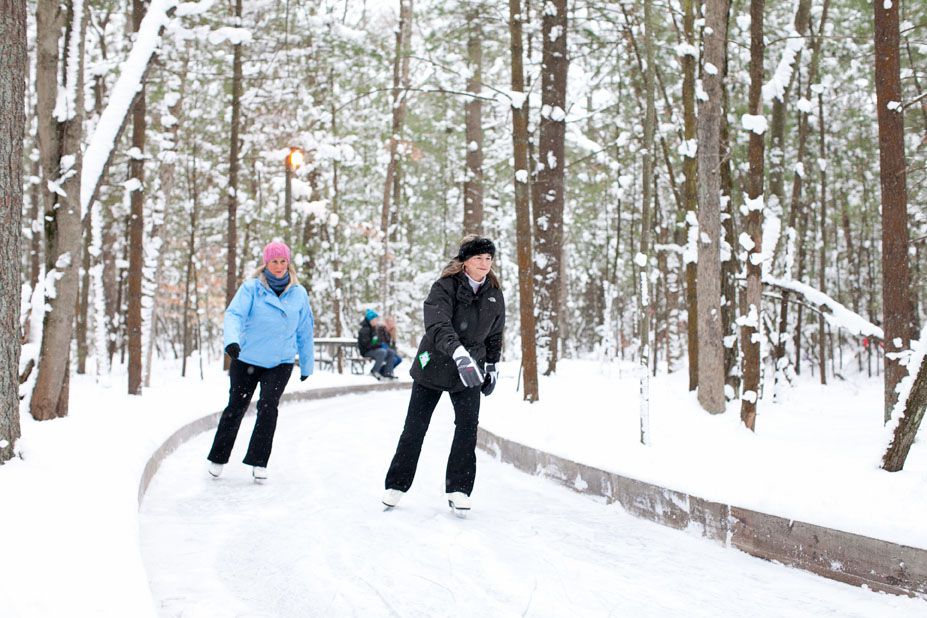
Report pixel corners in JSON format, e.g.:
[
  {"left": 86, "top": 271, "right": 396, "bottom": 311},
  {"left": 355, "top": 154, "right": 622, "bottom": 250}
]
[
  {"left": 489, "top": 297, "right": 497, "bottom": 303},
  {"left": 418, "top": 351, "right": 431, "bottom": 368}
]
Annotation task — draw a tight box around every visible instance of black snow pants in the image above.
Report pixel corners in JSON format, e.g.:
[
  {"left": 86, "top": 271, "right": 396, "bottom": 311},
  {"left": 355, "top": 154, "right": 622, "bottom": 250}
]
[
  {"left": 207, "top": 358, "right": 293, "bottom": 468},
  {"left": 384, "top": 381, "right": 481, "bottom": 496}
]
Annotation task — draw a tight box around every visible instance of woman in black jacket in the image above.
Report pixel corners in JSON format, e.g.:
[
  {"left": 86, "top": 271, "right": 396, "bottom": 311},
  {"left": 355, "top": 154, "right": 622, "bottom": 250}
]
[{"left": 382, "top": 235, "right": 505, "bottom": 515}]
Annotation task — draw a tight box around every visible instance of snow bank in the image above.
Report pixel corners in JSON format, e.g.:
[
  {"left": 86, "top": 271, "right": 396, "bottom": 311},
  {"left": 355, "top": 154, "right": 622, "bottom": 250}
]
[
  {"left": 480, "top": 360, "right": 926, "bottom": 550},
  {"left": 0, "top": 363, "right": 378, "bottom": 617}
]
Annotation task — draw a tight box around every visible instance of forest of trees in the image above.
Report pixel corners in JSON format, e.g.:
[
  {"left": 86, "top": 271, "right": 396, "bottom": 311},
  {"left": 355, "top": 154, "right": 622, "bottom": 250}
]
[{"left": 1, "top": 0, "right": 925, "bottom": 467}]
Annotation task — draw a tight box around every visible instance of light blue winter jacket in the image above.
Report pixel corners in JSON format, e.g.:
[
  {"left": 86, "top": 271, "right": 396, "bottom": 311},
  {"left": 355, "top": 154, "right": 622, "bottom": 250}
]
[{"left": 224, "top": 271, "right": 315, "bottom": 377}]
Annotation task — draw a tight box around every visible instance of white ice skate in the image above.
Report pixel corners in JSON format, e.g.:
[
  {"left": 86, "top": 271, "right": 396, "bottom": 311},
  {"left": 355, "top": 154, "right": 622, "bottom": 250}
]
[
  {"left": 252, "top": 466, "right": 268, "bottom": 482},
  {"left": 446, "top": 492, "right": 471, "bottom": 517},
  {"left": 382, "top": 488, "right": 405, "bottom": 509},
  {"left": 207, "top": 462, "right": 224, "bottom": 478}
]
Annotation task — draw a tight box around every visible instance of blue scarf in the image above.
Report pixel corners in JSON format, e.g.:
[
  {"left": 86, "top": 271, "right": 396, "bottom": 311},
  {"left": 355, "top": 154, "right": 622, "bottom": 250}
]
[{"left": 264, "top": 269, "right": 290, "bottom": 296}]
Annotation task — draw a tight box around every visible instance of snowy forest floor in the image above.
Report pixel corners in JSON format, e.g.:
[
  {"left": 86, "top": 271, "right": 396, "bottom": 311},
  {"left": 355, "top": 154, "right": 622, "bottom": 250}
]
[{"left": 1, "top": 357, "right": 924, "bottom": 616}]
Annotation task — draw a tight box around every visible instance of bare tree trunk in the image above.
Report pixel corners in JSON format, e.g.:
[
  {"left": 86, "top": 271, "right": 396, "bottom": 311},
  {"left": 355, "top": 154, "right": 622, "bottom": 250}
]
[
  {"left": 816, "top": 90, "right": 828, "bottom": 385},
  {"left": 75, "top": 214, "right": 91, "bottom": 373},
  {"left": 637, "top": 0, "right": 656, "bottom": 442},
  {"left": 681, "top": 0, "right": 698, "bottom": 391},
  {"left": 462, "top": 4, "right": 484, "bottom": 235},
  {"left": 225, "top": 0, "right": 243, "bottom": 371},
  {"left": 508, "top": 0, "right": 539, "bottom": 402},
  {"left": 533, "top": 0, "right": 568, "bottom": 375},
  {"left": 695, "top": 0, "right": 729, "bottom": 414},
  {"left": 0, "top": 0, "right": 26, "bottom": 462},
  {"left": 31, "top": 0, "right": 87, "bottom": 420},
  {"left": 740, "top": 0, "right": 765, "bottom": 432},
  {"left": 330, "top": 72, "right": 345, "bottom": 372},
  {"left": 874, "top": 0, "right": 917, "bottom": 421},
  {"left": 882, "top": 341, "right": 927, "bottom": 471},
  {"left": 181, "top": 144, "right": 199, "bottom": 378},
  {"left": 379, "top": 0, "right": 412, "bottom": 312}
]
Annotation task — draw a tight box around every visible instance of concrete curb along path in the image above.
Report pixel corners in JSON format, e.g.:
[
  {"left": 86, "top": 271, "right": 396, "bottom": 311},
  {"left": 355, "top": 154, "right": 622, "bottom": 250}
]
[
  {"left": 138, "top": 381, "right": 926, "bottom": 601},
  {"left": 476, "top": 427, "right": 927, "bottom": 599}
]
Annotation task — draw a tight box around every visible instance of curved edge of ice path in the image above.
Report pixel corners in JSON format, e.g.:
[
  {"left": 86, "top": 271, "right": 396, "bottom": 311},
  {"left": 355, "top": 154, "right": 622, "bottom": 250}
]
[{"left": 140, "top": 383, "right": 927, "bottom": 602}]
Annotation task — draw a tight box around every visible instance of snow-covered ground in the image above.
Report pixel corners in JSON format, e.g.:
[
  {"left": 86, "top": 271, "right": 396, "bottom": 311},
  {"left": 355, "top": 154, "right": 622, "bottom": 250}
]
[
  {"left": 1, "top": 357, "right": 924, "bottom": 616},
  {"left": 139, "top": 390, "right": 923, "bottom": 617},
  {"left": 481, "top": 359, "right": 927, "bottom": 550}
]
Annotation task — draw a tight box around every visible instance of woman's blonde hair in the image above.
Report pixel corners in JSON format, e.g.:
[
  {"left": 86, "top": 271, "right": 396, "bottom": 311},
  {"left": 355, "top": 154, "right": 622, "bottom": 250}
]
[
  {"left": 251, "top": 261, "right": 300, "bottom": 288},
  {"left": 440, "top": 234, "right": 500, "bottom": 288}
]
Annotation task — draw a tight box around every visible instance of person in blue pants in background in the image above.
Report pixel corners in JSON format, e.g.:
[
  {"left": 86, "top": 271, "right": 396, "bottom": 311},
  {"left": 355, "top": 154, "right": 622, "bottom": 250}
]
[{"left": 206, "top": 241, "right": 314, "bottom": 482}]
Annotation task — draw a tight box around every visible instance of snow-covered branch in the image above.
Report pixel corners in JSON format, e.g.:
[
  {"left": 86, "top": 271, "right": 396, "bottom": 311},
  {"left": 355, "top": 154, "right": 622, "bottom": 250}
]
[
  {"left": 80, "top": 0, "right": 180, "bottom": 216},
  {"left": 763, "top": 276, "right": 883, "bottom": 340}
]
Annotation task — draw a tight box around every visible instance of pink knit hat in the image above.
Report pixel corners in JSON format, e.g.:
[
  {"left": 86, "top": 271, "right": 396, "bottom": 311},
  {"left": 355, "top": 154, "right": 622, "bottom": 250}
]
[{"left": 263, "top": 241, "right": 291, "bottom": 264}]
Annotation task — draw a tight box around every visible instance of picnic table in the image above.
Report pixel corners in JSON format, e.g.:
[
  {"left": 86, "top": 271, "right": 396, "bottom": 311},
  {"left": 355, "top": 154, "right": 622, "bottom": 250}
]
[{"left": 313, "top": 337, "right": 368, "bottom": 374}]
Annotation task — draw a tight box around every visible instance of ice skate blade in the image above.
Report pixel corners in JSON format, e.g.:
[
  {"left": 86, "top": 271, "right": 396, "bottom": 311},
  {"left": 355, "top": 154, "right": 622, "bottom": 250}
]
[{"left": 448, "top": 501, "right": 470, "bottom": 518}]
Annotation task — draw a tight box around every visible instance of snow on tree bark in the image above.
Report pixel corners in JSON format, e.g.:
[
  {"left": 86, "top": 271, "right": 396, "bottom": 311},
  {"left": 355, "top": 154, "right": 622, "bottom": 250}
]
[
  {"left": 533, "top": 0, "right": 568, "bottom": 376},
  {"left": 31, "top": 0, "right": 87, "bottom": 421},
  {"left": 127, "top": 0, "right": 147, "bottom": 396},
  {"left": 874, "top": 0, "right": 918, "bottom": 422},
  {"left": 882, "top": 328, "right": 927, "bottom": 472},
  {"left": 740, "top": 0, "right": 765, "bottom": 432},
  {"left": 695, "top": 0, "right": 729, "bottom": 414},
  {"left": 508, "top": 0, "right": 539, "bottom": 402},
  {"left": 680, "top": 0, "right": 699, "bottom": 392}
]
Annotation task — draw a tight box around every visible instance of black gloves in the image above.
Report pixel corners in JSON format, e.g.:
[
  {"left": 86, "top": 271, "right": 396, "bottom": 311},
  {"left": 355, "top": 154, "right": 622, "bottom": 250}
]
[
  {"left": 300, "top": 375, "right": 308, "bottom": 382},
  {"left": 481, "top": 363, "right": 497, "bottom": 396},
  {"left": 225, "top": 343, "right": 240, "bottom": 359},
  {"left": 452, "top": 346, "right": 484, "bottom": 388}
]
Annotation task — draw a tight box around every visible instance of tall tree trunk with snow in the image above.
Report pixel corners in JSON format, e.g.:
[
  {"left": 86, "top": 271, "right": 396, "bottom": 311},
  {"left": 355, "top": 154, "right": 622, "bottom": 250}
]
[
  {"left": 695, "top": 0, "right": 728, "bottom": 414},
  {"left": 31, "top": 0, "right": 87, "bottom": 420},
  {"left": 638, "top": 0, "right": 656, "bottom": 443},
  {"left": 533, "top": 0, "right": 568, "bottom": 375},
  {"left": 874, "top": 0, "right": 917, "bottom": 422},
  {"left": 680, "top": 0, "right": 698, "bottom": 391},
  {"left": 0, "top": 0, "right": 26, "bottom": 462},
  {"left": 379, "top": 0, "right": 412, "bottom": 312},
  {"left": 225, "top": 0, "right": 243, "bottom": 371},
  {"left": 126, "top": 0, "right": 147, "bottom": 396},
  {"left": 462, "top": 4, "right": 484, "bottom": 235},
  {"left": 740, "top": 0, "right": 765, "bottom": 431},
  {"left": 508, "top": 0, "right": 539, "bottom": 402}
]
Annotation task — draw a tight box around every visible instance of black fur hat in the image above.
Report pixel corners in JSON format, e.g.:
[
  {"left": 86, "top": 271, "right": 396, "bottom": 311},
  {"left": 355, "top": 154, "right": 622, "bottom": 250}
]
[{"left": 456, "top": 237, "right": 496, "bottom": 262}]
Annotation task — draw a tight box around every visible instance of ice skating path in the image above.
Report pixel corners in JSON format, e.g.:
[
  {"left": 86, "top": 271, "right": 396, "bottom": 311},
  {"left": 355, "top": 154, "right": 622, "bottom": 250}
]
[{"left": 140, "top": 391, "right": 924, "bottom": 618}]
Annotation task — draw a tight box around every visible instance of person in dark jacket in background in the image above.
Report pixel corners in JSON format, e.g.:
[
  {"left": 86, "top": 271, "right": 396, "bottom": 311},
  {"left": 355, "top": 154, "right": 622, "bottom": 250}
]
[
  {"left": 382, "top": 235, "right": 505, "bottom": 514},
  {"left": 357, "top": 309, "right": 398, "bottom": 380},
  {"left": 206, "top": 241, "right": 314, "bottom": 482}
]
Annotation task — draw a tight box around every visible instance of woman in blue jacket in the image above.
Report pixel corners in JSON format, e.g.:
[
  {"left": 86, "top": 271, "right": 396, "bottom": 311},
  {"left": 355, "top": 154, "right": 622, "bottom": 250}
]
[{"left": 206, "top": 241, "right": 314, "bottom": 482}]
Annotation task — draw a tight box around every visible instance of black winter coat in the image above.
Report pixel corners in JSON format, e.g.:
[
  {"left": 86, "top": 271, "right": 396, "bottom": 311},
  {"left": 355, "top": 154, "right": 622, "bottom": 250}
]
[
  {"left": 409, "top": 272, "right": 505, "bottom": 392},
  {"left": 357, "top": 318, "right": 382, "bottom": 355}
]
